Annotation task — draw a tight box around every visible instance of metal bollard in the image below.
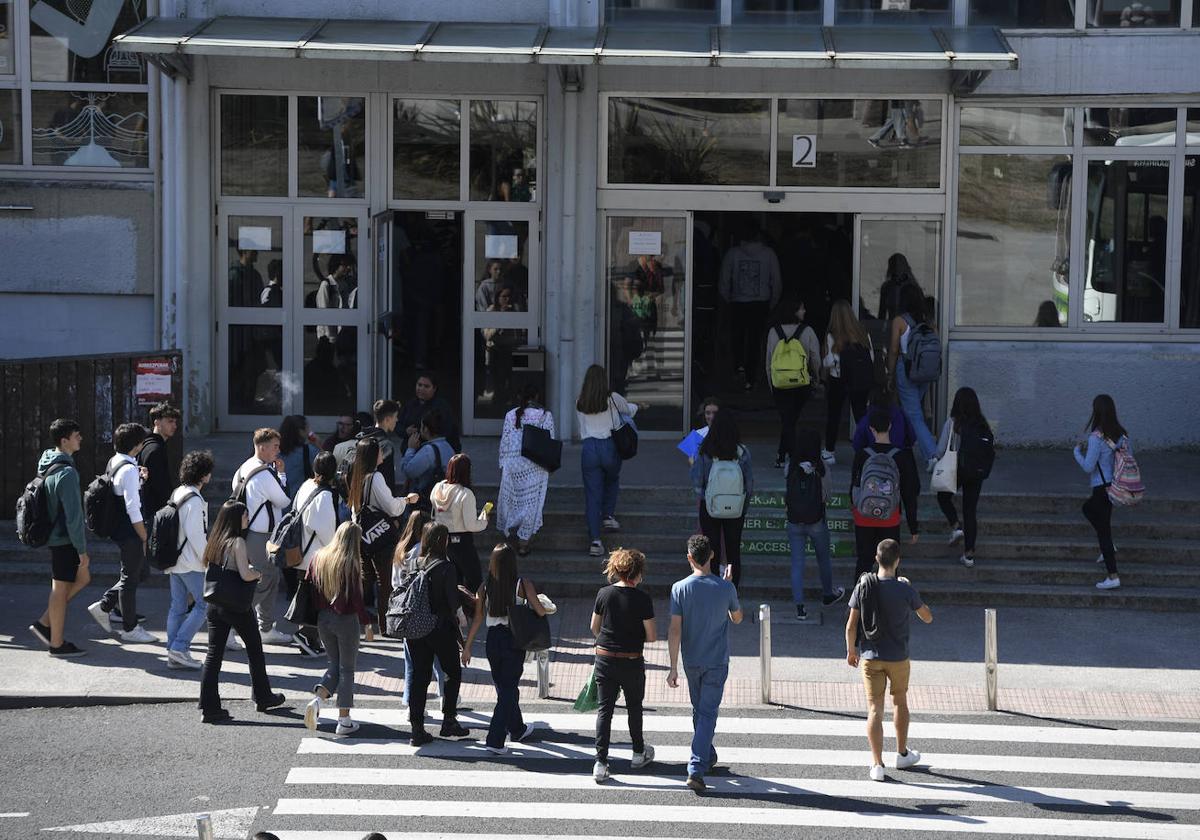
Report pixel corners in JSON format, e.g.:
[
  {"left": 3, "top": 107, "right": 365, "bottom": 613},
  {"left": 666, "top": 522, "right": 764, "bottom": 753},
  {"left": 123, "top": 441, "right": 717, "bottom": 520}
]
[
  {"left": 537, "top": 648, "right": 551, "bottom": 699},
  {"left": 984, "top": 608, "right": 998, "bottom": 711},
  {"left": 759, "top": 604, "right": 772, "bottom": 705},
  {"left": 195, "top": 814, "right": 214, "bottom": 840}
]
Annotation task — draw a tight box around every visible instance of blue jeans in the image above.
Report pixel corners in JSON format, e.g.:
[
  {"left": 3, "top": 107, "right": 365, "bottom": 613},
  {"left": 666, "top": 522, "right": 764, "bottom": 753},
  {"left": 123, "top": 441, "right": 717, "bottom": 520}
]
[
  {"left": 581, "top": 437, "right": 621, "bottom": 541},
  {"left": 895, "top": 361, "right": 937, "bottom": 461},
  {"left": 403, "top": 639, "right": 444, "bottom": 705},
  {"left": 683, "top": 664, "right": 728, "bottom": 778},
  {"left": 166, "top": 571, "right": 208, "bottom": 653},
  {"left": 787, "top": 520, "right": 834, "bottom": 604},
  {"left": 485, "top": 624, "right": 527, "bottom": 748}
]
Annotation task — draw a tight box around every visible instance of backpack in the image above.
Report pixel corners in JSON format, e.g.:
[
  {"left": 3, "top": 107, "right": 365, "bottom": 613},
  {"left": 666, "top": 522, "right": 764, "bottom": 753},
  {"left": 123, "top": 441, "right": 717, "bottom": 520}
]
[
  {"left": 230, "top": 463, "right": 279, "bottom": 531},
  {"left": 352, "top": 473, "right": 399, "bottom": 560},
  {"left": 957, "top": 420, "right": 996, "bottom": 482},
  {"left": 410, "top": 441, "right": 445, "bottom": 511},
  {"left": 267, "top": 486, "right": 332, "bottom": 569},
  {"left": 852, "top": 447, "right": 901, "bottom": 522},
  {"left": 384, "top": 557, "right": 446, "bottom": 640},
  {"left": 770, "top": 325, "right": 810, "bottom": 390},
  {"left": 84, "top": 461, "right": 136, "bottom": 538},
  {"left": 15, "top": 463, "right": 69, "bottom": 548},
  {"left": 840, "top": 341, "right": 876, "bottom": 393},
  {"left": 704, "top": 446, "right": 747, "bottom": 519},
  {"left": 901, "top": 314, "right": 942, "bottom": 384},
  {"left": 147, "top": 492, "right": 200, "bottom": 571},
  {"left": 1105, "top": 439, "right": 1145, "bottom": 507},
  {"left": 785, "top": 463, "right": 825, "bottom": 525}
]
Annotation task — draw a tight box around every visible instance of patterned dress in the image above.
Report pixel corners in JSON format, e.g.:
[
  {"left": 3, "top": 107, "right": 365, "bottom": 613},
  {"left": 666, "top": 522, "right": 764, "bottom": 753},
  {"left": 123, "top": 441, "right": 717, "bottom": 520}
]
[{"left": 497, "top": 405, "right": 555, "bottom": 542}]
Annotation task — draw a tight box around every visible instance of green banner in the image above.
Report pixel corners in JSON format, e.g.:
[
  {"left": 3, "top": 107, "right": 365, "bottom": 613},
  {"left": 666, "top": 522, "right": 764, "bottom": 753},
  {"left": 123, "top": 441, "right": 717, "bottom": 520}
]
[
  {"left": 750, "top": 491, "right": 849, "bottom": 511},
  {"left": 740, "top": 536, "right": 854, "bottom": 558},
  {"left": 743, "top": 515, "right": 851, "bottom": 533}
]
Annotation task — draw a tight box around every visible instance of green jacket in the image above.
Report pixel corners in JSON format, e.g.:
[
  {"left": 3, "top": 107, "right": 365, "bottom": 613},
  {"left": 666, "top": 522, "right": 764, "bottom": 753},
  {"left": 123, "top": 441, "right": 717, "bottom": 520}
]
[{"left": 38, "top": 449, "right": 87, "bottom": 555}]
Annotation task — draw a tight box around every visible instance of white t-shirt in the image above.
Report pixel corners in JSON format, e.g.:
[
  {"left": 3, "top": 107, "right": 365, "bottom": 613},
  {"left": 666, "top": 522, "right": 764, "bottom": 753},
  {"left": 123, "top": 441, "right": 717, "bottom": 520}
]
[
  {"left": 293, "top": 479, "right": 338, "bottom": 570},
  {"left": 577, "top": 393, "right": 638, "bottom": 441}
]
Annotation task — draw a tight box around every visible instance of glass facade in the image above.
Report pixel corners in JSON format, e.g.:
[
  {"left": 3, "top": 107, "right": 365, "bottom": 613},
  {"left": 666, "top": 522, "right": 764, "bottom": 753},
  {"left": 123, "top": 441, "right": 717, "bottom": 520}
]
[
  {"left": 606, "top": 0, "right": 720, "bottom": 23},
  {"left": 221, "top": 95, "right": 287, "bottom": 196},
  {"left": 30, "top": 90, "right": 148, "bottom": 167},
  {"left": 837, "top": 0, "right": 951, "bottom": 24},
  {"left": 734, "top": 0, "right": 821, "bottom": 22},
  {"left": 959, "top": 107, "right": 1073, "bottom": 146},
  {"left": 298, "top": 96, "right": 366, "bottom": 199},
  {"left": 469, "top": 100, "right": 537, "bottom": 202},
  {"left": 29, "top": 0, "right": 145, "bottom": 83},
  {"left": 969, "top": 0, "right": 1074, "bottom": 26},
  {"left": 1083, "top": 107, "right": 1177, "bottom": 147},
  {"left": 1182, "top": 156, "right": 1200, "bottom": 329},
  {"left": 0, "top": 87, "right": 18, "bottom": 163},
  {"left": 393, "top": 99, "right": 461, "bottom": 201},
  {"left": 1087, "top": 0, "right": 1180, "bottom": 26}
]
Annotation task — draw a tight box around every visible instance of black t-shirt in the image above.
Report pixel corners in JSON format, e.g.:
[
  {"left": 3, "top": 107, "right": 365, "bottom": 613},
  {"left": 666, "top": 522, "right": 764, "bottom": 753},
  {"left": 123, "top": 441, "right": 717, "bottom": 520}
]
[{"left": 594, "top": 585, "right": 655, "bottom": 654}]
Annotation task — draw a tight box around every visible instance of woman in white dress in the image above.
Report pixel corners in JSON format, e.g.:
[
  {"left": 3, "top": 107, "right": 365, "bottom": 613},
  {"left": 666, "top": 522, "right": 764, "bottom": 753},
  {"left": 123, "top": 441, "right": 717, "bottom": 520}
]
[{"left": 497, "top": 384, "right": 555, "bottom": 556}]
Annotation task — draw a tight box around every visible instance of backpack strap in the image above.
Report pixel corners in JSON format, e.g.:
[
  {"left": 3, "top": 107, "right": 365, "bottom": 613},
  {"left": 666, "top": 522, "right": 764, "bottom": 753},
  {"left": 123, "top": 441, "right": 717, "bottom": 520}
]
[
  {"left": 774, "top": 324, "right": 786, "bottom": 343},
  {"left": 174, "top": 490, "right": 201, "bottom": 551},
  {"left": 790, "top": 324, "right": 803, "bottom": 342},
  {"left": 299, "top": 486, "right": 334, "bottom": 557},
  {"left": 235, "top": 464, "right": 278, "bottom": 530}
]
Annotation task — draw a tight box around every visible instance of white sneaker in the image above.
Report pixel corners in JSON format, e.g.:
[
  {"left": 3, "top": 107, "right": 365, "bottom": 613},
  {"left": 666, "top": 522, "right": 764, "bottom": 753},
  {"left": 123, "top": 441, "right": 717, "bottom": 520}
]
[
  {"left": 335, "top": 718, "right": 360, "bottom": 737},
  {"left": 486, "top": 744, "right": 509, "bottom": 755},
  {"left": 631, "top": 744, "right": 655, "bottom": 769},
  {"left": 1096, "top": 577, "right": 1121, "bottom": 590},
  {"left": 515, "top": 723, "right": 537, "bottom": 742},
  {"left": 593, "top": 760, "right": 610, "bottom": 783},
  {"left": 167, "top": 649, "right": 202, "bottom": 670},
  {"left": 820, "top": 449, "right": 836, "bottom": 466},
  {"left": 260, "top": 628, "right": 294, "bottom": 645},
  {"left": 1096, "top": 553, "right": 1105, "bottom": 564},
  {"left": 948, "top": 528, "right": 964, "bottom": 546},
  {"left": 589, "top": 540, "right": 605, "bottom": 557},
  {"left": 87, "top": 601, "right": 112, "bottom": 634},
  {"left": 869, "top": 764, "right": 886, "bottom": 781},
  {"left": 602, "top": 516, "right": 620, "bottom": 532},
  {"left": 958, "top": 555, "right": 975, "bottom": 568},
  {"left": 896, "top": 748, "right": 921, "bottom": 769},
  {"left": 120, "top": 626, "right": 157, "bottom": 644},
  {"left": 226, "top": 634, "right": 244, "bottom": 651},
  {"left": 304, "top": 697, "right": 321, "bottom": 731}
]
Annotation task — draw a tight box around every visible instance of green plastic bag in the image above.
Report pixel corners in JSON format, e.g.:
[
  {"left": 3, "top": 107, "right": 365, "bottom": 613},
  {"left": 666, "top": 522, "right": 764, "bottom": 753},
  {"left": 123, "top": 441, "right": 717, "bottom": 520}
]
[{"left": 573, "top": 668, "right": 598, "bottom": 713}]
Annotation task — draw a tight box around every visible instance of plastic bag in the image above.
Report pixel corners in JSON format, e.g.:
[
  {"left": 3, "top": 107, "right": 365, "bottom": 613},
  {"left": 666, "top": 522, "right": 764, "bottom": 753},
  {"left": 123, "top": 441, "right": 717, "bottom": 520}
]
[{"left": 573, "top": 669, "right": 599, "bottom": 713}]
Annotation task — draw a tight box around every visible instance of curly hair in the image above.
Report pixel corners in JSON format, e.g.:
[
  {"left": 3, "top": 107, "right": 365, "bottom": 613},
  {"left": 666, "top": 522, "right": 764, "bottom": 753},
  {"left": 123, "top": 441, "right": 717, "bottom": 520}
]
[{"left": 604, "top": 548, "right": 646, "bottom": 584}]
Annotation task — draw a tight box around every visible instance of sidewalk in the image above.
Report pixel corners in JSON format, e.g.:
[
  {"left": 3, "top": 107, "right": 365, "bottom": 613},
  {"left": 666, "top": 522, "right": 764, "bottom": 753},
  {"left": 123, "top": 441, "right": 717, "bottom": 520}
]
[{"left": 2, "top": 584, "right": 1197, "bottom": 721}]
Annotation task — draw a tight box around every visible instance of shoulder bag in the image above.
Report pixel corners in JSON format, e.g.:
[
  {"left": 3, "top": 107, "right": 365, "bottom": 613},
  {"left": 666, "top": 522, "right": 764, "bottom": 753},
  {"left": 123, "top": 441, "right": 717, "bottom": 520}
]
[
  {"left": 521, "top": 418, "right": 562, "bottom": 473},
  {"left": 609, "top": 398, "right": 639, "bottom": 461},
  {"left": 930, "top": 427, "right": 959, "bottom": 494},
  {"left": 285, "top": 566, "right": 322, "bottom": 627},
  {"left": 508, "top": 578, "right": 552, "bottom": 652},
  {"left": 203, "top": 548, "right": 257, "bottom": 613}
]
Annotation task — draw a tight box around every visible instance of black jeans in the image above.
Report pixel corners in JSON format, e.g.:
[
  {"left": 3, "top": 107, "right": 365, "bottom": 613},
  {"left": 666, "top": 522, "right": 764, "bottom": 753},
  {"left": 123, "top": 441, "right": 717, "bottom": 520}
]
[
  {"left": 361, "top": 551, "right": 393, "bottom": 621},
  {"left": 407, "top": 621, "right": 463, "bottom": 730},
  {"left": 937, "top": 478, "right": 983, "bottom": 554},
  {"left": 448, "top": 532, "right": 483, "bottom": 592},
  {"left": 824, "top": 376, "right": 869, "bottom": 452},
  {"left": 773, "top": 385, "right": 813, "bottom": 460},
  {"left": 854, "top": 523, "right": 900, "bottom": 587},
  {"left": 594, "top": 655, "right": 646, "bottom": 763},
  {"left": 199, "top": 606, "right": 274, "bottom": 713},
  {"left": 1083, "top": 486, "right": 1117, "bottom": 575},
  {"left": 698, "top": 501, "right": 745, "bottom": 589},
  {"left": 729, "top": 301, "right": 769, "bottom": 383},
  {"left": 100, "top": 537, "right": 145, "bottom": 631}
]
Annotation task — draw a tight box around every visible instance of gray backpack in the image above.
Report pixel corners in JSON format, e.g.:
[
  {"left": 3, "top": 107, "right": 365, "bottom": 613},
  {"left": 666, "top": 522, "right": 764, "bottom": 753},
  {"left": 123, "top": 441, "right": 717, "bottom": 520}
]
[
  {"left": 853, "top": 447, "right": 900, "bottom": 522},
  {"left": 384, "top": 557, "right": 445, "bottom": 640},
  {"left": 901, "top": 314, "right": 942, "bottom": 384}
]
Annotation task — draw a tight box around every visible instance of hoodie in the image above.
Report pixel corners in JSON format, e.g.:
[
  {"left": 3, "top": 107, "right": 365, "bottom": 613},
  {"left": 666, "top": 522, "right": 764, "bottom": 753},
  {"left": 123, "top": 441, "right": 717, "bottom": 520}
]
[
  {"left": 431, "top": 481, "right": 488, "bottom": 534},
  {"left": 38, "top": 449, "right": 87, "bottom": 554}
]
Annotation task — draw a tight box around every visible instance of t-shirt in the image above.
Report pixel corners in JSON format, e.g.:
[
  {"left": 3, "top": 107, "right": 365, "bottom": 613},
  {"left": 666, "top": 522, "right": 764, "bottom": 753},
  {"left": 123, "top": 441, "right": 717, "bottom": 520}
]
[
  {"left": 669, "top": 573, "right": 741, "bottom": 668},
  {"left": 594, "top": 585, "right": 655, "bottom": 655},
  {"left": 848, "top": 576, "right": 924, "bottom": 662}
]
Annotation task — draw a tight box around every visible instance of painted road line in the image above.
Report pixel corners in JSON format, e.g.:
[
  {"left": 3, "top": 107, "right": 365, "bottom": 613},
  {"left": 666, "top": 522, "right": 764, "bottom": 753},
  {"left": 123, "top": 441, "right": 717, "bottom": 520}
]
[
  {"left": 270, "top": 799, "right": 1200, "bottom": 839},
  {"left": 42, "top": 807, "right": 259, "bottom": 837},
  {"left": 318, "top": 709, "right": 1200, "bottom": 749},
  {"left": 295, "top": 738, "right": 1200, "bottom": 779},
  {"left": 283, "top": 766, "right": 1200, "bottom": 811},
  {"left": 0, "top": 813, "right": 30, "bottom": 818}
]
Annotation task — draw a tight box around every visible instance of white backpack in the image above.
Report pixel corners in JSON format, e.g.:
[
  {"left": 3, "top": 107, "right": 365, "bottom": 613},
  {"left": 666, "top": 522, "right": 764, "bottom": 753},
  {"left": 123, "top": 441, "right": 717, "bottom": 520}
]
[{"left": 704, "top": 446, "right": 747, "bottom": 519}]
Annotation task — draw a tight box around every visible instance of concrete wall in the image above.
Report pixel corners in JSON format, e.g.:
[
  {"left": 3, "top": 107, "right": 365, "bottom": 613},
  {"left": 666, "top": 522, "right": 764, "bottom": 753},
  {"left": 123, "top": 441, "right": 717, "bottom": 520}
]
[
  {"left": 0, "top": 293, "right": 156, "bottom": 360},
  {"left": 948, "top": 340, "right": 1200, "bottom": 449}
]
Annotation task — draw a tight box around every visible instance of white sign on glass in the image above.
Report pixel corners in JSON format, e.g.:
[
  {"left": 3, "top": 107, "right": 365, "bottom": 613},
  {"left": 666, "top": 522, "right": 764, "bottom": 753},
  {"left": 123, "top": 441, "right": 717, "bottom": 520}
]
[
  {"left": 485, "top": 234, "right": 518, "bottom": 259},
  {"left": 628, "top": 231, "right": 662, "bottom": 256},
  {"left": 792, "top": 135, "right": 817, "bottom": 168},
  {"left": 237, "top": 226, "right": 272, "bottom": 251},
  {"left": 881, "top": 0, "right": 911, "bottom": 8},
  {"left": 313, "top": 230, "right": 346, "bottom": 255}
]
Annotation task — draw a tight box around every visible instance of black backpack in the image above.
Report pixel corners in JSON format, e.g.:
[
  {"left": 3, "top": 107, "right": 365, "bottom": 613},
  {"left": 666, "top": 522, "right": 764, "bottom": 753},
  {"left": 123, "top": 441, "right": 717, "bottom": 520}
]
[
  {"left": 839, "top": 341, "right": 876, "bottom": 393},
  {"left": 15, "top": 463, "right": 69, "bottom": 548},
  {"left": 785, "top": 464, "right": 825, "bottom": 525},
  {"left": 230, "top": 464, "right": 280, "bottom": 531},
  {"left": 148, "top": 491, "right": 201, "bottom": 571},
  {"left": 84, "top": 461, "right": 136, "bottom": 538},
  {"left": 958, "top": 420, "right": 996, "bottom": 482}
]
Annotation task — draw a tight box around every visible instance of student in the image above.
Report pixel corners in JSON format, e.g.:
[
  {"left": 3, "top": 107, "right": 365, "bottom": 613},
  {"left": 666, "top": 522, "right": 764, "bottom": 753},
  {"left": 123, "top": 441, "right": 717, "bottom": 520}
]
[
  {"left": 335, "top": 400, "right": 403, "bottom": 496},
  {"left": 391, "top": 511, "right": 442, "bottom": 707},
  {"left": 822, "top": 299, "right": 874, "bottom": 466},
  {"left": 88, "top": 422, "right": 155, "bottom": 644},
  {"left": 935, "top": 387, "right": 993, "bottom": 569},
  {"left": 887, "top": 285, "right": 938, "bottom": 466},
  {"left": 719, "top": 224, "right": 782, "bottom": 390},
  {"left": 432, "top": 454, "right": 489, "bottom": 592},
  {"left": 138, "top": 402, "right": 180, "bottom": 525},
  {"left": 786, "top": 430, "right": 846, "bottom": 622},
  {"left": 849, "top": 409, "right": 920, "bottom": 587},
  {"left": 590, "top": 548, "right": 656, "bottom": 783},
  {"left": 164, "top": 450, "right": 213, "bottom": 670},
  {"left": 696, "top": 396, "right": 720, "bottom": 430},
  {"left": 322, "top": 415, "right": 358, "bottom": 454},
  {"left": 198, "top": 500, "right": 286, "bottom": 723},
  {"left": 230, "top": 428, "right": 294, "bottom": 646},
  {"left": 279, "top": 414, "right": 320, "bottom": 498},
  {"left": 845, "top": 538, "right": 933, "bottom": 781},
  {"left": 30, "top": 419, "right": 91, "bottom": 657},
  {"left": 290, "top": 451, "right": 340, "bottom": 657},
  {"left": 304, "top": 522, "right": 373, "bottom": 736},
  {"left": 765, "top": 297, "right": 821, "bottom": 469},
  {"left": 400, "top": 409, "right": 457, "bottom": 510},
  {"left": 497, "top": 384, "right": 555, "bottom": 556},
  {"left": 667, "top": 534, "right": 743, "bottom": 793},
  {"left": 689, "top": 409, "right": 753, "bottom": 589},
  {"left": 462, "top": 543, "right": 544, "bottom": 754},
  {"left": 399, "top": 372, "right": 462, "bottom": 454},
  {"left": 406, "top": 523, "right": 469, "bottom": 745},
  {"left": 576, "top": 364, "right": 638, "bottom": 558},
  {"left": 852, "top": 388, "right": 915, "bottom": 453},
  {"left": 1074, "top": 394, "right": 1131, "bottom": 590}
]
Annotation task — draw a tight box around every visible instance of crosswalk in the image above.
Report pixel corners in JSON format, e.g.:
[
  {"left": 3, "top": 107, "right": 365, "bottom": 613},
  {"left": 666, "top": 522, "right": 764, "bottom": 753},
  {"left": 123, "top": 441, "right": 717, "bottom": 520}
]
[{"left": 254, "top": 706, "right": 1200, "bottom": 840}]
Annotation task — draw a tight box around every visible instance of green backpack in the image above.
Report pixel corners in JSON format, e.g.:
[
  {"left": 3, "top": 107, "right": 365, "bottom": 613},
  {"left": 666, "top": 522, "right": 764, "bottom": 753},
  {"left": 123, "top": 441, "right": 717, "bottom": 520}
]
[{"left": 770, "top": 325, "right": 810, "bottom": 390}]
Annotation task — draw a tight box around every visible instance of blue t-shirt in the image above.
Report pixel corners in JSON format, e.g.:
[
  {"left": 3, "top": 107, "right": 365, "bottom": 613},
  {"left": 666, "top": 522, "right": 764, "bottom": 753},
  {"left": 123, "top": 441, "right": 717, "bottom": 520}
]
[{"left": 670, "top": 573, "right": 741, "bottom": 668}]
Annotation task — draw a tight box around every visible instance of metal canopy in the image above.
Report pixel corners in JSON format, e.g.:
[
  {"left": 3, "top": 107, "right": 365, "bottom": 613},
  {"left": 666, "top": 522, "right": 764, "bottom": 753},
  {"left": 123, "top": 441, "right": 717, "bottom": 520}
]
[{"left": 114, "top": 16, "right": 1017, "bottom": 74}]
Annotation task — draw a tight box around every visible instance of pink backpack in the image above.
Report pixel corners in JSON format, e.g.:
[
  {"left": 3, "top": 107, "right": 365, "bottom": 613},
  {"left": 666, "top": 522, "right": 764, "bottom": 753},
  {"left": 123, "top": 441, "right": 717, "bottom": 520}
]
[{"left": 1106, "top": 439, "right": 1145, "bottom": 507}]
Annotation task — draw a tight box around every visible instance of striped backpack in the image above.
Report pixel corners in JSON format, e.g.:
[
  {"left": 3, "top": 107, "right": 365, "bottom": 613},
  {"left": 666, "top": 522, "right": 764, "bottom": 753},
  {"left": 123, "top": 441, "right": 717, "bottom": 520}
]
[{"left": 1105, "top": 439, "right": 1145, "bottom": 507}]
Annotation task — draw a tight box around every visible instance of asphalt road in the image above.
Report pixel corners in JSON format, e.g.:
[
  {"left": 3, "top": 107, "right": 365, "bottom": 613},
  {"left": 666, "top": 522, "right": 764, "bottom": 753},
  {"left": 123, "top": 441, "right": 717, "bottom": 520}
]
[{"left": 2, "top": 701, "right": 1198, "bottom": 840}]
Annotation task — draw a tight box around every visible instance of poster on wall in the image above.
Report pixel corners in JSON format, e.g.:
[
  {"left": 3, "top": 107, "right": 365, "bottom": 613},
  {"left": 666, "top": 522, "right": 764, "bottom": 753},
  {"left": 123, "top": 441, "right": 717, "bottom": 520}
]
[
  {"left": 485, "top": 234, "right": 518, "bottom": 259},
  {"left": 792, "top": 135, "right": 817, "bottom": 168},
  {"left": 628, "top": 231, "right": 662, "bottom": 256},
  {"left": 135, "top": 359, "right": 172, "bottom": 407},
  {"left": 313, "top": 230, "right": 346, "bottom": 254},
  {"left": 237, "top": 226, "right": 272, "bottom": 251}
]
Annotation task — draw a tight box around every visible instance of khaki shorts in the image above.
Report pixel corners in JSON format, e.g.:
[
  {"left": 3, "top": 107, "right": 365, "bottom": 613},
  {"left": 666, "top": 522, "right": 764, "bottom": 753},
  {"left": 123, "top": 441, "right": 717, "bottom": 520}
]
[{"left": 861, "top": 658, "right": 911, "bottom": 704}]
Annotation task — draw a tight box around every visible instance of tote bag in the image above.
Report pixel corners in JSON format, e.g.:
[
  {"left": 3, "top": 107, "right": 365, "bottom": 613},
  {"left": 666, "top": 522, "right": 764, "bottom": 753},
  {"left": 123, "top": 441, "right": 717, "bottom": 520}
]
[
  {"left": 520, "top": 424, "right": 562, "bottom": 473},
  {"left": 609, "top": 399, "right": 638, "bottom": 461},
  {"left": 508, "top": 578, "right": 552, "bottom": 652},
  {"left": 930, "top": 433, "right": 959, "bottom": 494},
  {"left": 284, "top": 572, "right": 321, "bottom": 627},
  {"left": 203, "top": 552, "right": 257, "bottom": 613}
]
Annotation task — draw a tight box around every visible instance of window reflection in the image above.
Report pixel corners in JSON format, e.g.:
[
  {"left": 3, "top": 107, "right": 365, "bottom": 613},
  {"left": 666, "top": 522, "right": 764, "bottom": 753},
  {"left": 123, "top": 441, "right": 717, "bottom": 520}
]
[
  {"left": 473, "top": 221, "right": 529, "bottom": 311},
  {"left": 1083, "top": 107, "right": 1177, "bottom": 147},
  {"left": 229, "top": 325, "right": 283, "bottom": 415},
  {"left": 1182, "top": 157, "right": 1200, "bottom": 329},
  {"left": 0, "top": 0, "right": 14, "bottom": 75},
  {"left": 29, "top": 0, "right": 145, "bottom": 83},
  {"left": 227, "top": 215, "right": 284, "bottom": 309},
  {"left": 605, "top": 0, "right": 719, "bottom": 23},
  {"left": 304, "top": 217, "right": 359, "bottom": 316},
  {"left": 469, "top": 100, "right": 537, "bottom": 202},
  {"left": 734, "top": 0, "right": 821, "bottom": 22},
  {"left": 394, "top": 99, "right": 461, "bottom": 201},
  {"left": 31, "top": 91, "right": 148, "bottom": 168},
  {"left": 474, "top": 328, "right": 528, "bottom": 420},
  {"left": 959, "top": 107, "right": 1073, "bottom": 147},
  {"left": 304, "top": 326, "right": 357, "bottom": 417},
  {"left": 1087, "top": 0, "right": 1180, "bottom": 26},
  {"left": 837, "top": 0, "right": 951, "bottom": 24},
  {"left": 298, "top": 96, "right": 365, "bottom": 199},
  {"left": 969, "top": 0, "right": 1074, "bottom": 27},
  {"left": 221, "top": 95, "right": 287, "bottom": 196},
  {"left": 0, "top": 89, "right": 20, "bottom": 163}
]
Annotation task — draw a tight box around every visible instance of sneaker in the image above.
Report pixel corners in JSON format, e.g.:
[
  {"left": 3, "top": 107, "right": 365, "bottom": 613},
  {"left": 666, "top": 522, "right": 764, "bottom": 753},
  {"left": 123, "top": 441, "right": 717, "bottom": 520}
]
[
  {"left": 515, "top": 723, "right": 537, "bottom": 742},
  {"left": 686, "top": 774, "right": 706, "bottom": 792},
  {"left": 589, "top": 540, "right": 605, "bottom": 557},
  {"left": 202, "top": 708, "right": 232, "bottom": 724},
  {"left": 867, "top": 137, "right": 882, "bottom": 149},
  {"left": 486, "top": 744, "right": 510, "bottom": 755},
  {"left": 304, "top": 697, "right": 321, "bottom": 731},
  {"left": 896, "top": 748, "right": 921, "bottom": 770},
  {"left": 48, "top": 642, "right": 86, "bottom": 658},
  {"left": 167, "top": 649, "right": 202, "bottom": 670},
  {"left": 1096, "top": 577, "right": 1121, "bottom": 590},
  {"left": 822, "top": 587, "right": 847, "bottom": 607},
  {"left": 87, "top": 601, "right": 112, "bottom": 634},
  {"left": 440, "top": 720, "right": 471, "bottom": 738},
  {"left": 119, "top": 626, "right": 157, "bottom": 644},
  {"left": 593, "top": 761, "right": 610, "bottom": 783},
  {"left": 29, "top": 621, "right": 51, "bottom": 647},
  {"left": 959, "top": 555, "right": 975, "bottom": 568},
  {"left": 869, "top": 764, "right": 886, "bottom": 781},
  {"left": 336, "top": 718, "right": 360, "bottom": 737},
  {"left": 256, "top": 691, "right": 287, "bottom": 713},
  {"left": 631, "top": 745, "right": 655, "bottom": 769},
  {"left": 410, "top": 729, "right": 434, "bottom": 747},
  {"left": 602, "top": 516, "right": 620, "bottom": 532},
  {"left": 795, "top": 604, "right": 808, "bottom": 622},
  {"left": 293, "top": 632, "right": 322, "bottom": 657},
  {"left": 261, "top": 628, "right": 293, "bottom": 646},
  {"left": 948, "top": 528, "right": 964, "bottom": 546},
  {"left": 1096, "top": 553, "right": 1106, "bottom": 564},
  {"left": 820, "top": 449, "right": 836, "bottom": 466},
  {"left": 226, "top": 634, "right": 244, "bottom": 651}
]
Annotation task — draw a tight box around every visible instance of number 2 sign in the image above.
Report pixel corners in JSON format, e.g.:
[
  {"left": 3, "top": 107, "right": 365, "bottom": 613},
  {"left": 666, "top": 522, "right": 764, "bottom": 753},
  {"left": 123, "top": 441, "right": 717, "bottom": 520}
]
[{"left": 792, "top": 134, "right": 817, "bottom": 168}]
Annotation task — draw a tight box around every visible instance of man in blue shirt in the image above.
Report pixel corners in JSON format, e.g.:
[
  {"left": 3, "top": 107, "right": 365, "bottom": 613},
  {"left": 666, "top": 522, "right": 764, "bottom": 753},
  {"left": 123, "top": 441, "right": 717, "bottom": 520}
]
[{"left": 667, "top": 534, "right": 743, "bottom": 792}]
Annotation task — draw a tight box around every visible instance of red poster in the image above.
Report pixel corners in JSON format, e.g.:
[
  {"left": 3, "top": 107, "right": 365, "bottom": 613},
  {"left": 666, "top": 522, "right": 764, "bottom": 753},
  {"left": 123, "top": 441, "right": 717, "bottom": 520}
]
[{"left": 135, "top": 359, "right": 172, "bottom": 406}]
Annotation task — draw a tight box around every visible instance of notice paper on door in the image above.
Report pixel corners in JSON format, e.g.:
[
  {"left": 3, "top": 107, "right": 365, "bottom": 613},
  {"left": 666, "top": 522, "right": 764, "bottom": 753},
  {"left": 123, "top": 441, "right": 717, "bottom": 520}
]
[
  {"left": 628, "top": 231, "right": 662, "bottom": 256},
  {"left": 485, "top": 234, "right": 518, "bottom": 259},
  {"left": 237, "top": 226, "right": 272, "bottom": 251},
  {"left": 313, "top": 229, "right": 346, "bottom": 255}
]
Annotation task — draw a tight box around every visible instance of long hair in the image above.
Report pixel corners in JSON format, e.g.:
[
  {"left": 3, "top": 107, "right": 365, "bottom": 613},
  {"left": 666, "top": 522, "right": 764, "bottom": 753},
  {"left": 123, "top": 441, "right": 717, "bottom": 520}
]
[
  {"left": 576, "top": 365, "right": 611, "bottom": 415},
  {"left": 202, "top": 500, "right": 248, "bottom": 568},
  {"left": 514, "top": 383, "right": 541, "bottom": 429},
  {"left": 792, "top": 428, "right": 824, "bottom": 473},
  {"left": 485, "top": 543, "right": 519, "bottom": 618},
  {"left": 393, "top": 509, "right": 431, "bottom": 567},
  {"left": 347, "top": 437, "right": 380, "bottom": 512},
  {"left": 950, "top": 387, "right": 989, "bottom": 433},
  {"left": 700, "top": 407, "right": 741, "bottom": 461},
  {"left": 420, "top": 522, "right": 450, "bottom": 562},
  {"left": 887, "top": 252, "right": 913, "bottom": 283},
  {"left": 899, "top": 284, "right": 926, "bottom": 322},
  {"left": 828, "top": 298, "right": 870, "bottom": 354},
  {"left": 278, "top": 415, "right": 307, "bottom": 455},
  {"left": 1087, "top": 394, "right": 1128, "bottom": 442},
  {"left": 311, "top": 522, "right": 363, "bottom": 605}
]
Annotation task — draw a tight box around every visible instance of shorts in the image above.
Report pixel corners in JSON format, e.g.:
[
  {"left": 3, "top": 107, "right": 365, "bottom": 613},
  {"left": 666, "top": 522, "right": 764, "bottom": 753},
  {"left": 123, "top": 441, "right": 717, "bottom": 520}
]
[
  {"left": 861, "top": 657, "right": 911, "bottom": 704},
  {"left": 49, "top": 544, "right": 82, "bottom": 583}
]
